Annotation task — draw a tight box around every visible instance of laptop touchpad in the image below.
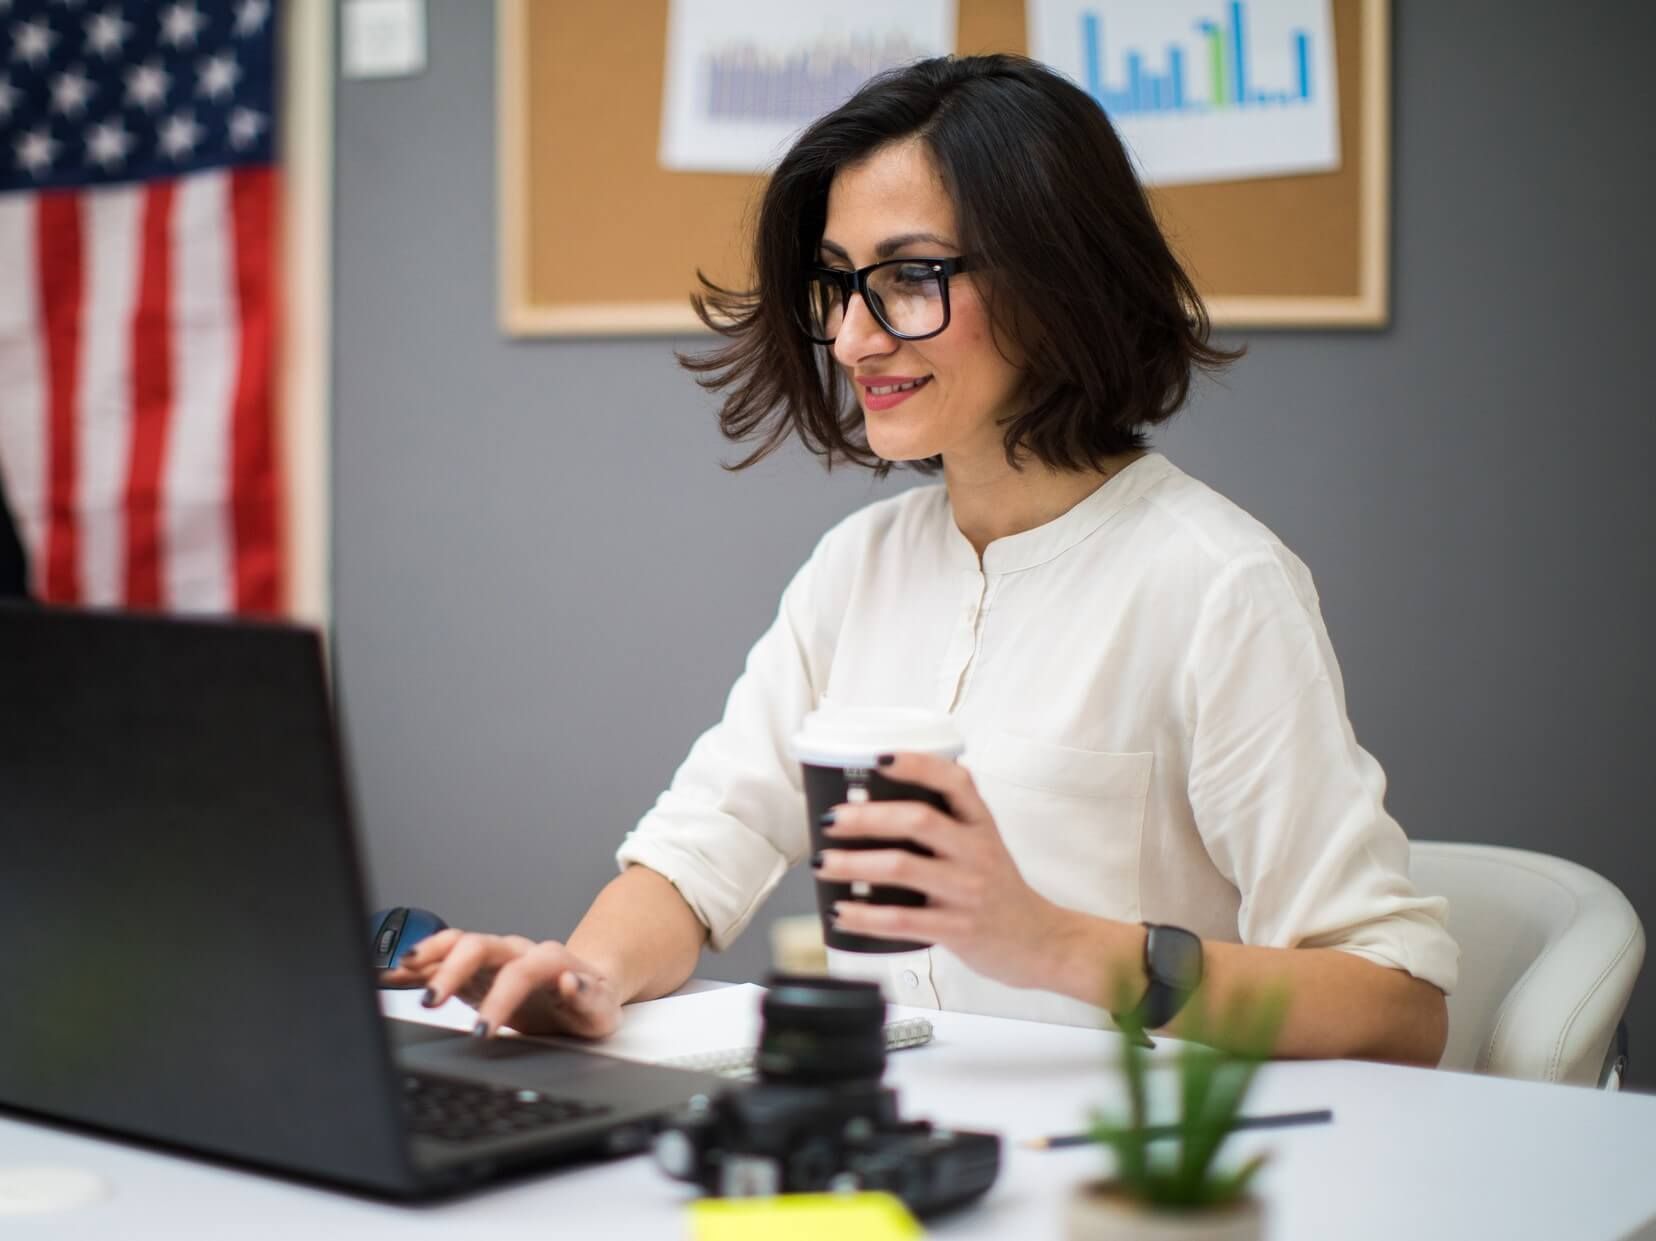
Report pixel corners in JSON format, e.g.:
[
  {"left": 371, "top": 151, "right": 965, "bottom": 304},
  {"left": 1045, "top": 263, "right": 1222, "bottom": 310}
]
[{"left": 396, "top": 1030, "right": 628, "bottom": 1091}]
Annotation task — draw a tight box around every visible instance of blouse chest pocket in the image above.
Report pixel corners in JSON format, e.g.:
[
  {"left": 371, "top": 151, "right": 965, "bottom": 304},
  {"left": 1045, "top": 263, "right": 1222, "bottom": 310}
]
[{"left": 962, "top": 728, "right": 1153, "bottom": 925}]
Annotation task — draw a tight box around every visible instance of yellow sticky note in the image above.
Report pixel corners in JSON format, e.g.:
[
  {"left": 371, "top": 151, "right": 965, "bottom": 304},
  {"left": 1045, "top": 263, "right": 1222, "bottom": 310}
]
[{"left": 687, "top": 1192, "right": 925, "bottom": 1241}]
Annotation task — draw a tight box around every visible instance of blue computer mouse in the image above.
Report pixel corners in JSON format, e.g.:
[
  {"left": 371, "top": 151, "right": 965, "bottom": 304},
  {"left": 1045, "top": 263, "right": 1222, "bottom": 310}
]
[{"left": 370, "top": 906, "right": 448, "bottom": 983}]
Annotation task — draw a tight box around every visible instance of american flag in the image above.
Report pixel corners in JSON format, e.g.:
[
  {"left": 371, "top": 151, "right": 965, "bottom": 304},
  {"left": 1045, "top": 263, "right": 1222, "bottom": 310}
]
[{"left": 0, "top": 0, "right": 281, "bottom": 613}]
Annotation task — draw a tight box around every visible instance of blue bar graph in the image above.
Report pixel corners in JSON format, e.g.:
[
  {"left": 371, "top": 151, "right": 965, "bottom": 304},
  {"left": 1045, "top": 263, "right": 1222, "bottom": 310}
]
[
  {"left": 1230, "top": 1, "right": 1247, "bottom": 105},
  {"left": 1079, "top": 2, "right": 1317, "bottom": 120},
  {"left": 1083, "top": 11, "right": 1104, "bottom": 101}
]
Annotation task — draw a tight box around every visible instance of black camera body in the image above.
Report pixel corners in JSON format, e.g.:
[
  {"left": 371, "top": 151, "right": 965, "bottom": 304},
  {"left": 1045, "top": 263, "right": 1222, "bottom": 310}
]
[{"left": 653, "top": 976, "right": 1000, "bottom": 1218}]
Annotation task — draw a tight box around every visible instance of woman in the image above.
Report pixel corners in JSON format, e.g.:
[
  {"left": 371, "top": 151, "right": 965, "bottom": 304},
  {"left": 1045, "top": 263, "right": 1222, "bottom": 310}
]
[{"left": 390, "top": 55, "right": 1455, "bottom": 1064}]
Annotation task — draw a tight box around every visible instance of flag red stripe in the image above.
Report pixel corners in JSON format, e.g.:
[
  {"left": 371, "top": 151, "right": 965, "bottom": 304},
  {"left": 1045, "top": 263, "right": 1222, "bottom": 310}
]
[
  {"left": 37, "top": 192, "right": 83, "bottom": 604},
  {"left": 123, "top": 181, "right": 176, "bottom": 609},
  {"left": 228, "top": 166, "right": 282, "bottom": 614}
]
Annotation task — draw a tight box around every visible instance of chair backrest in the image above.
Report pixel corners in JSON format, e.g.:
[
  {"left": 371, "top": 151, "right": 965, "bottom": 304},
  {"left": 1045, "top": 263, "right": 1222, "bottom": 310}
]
[{"left": 1408, "top": 842, "right": 1645, "bottom": 1086}]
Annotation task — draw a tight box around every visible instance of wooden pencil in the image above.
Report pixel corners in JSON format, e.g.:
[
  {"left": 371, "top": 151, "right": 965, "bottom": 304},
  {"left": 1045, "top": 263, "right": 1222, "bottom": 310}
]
[{"left": 1022, "top": 1108, "right": 1334, "bottom": 1150}]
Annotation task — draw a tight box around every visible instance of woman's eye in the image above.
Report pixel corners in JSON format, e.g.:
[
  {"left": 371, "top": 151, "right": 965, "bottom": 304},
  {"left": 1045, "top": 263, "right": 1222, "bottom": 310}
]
[{"left": 892, "top": 264, "right": 939, "bottom": 289}]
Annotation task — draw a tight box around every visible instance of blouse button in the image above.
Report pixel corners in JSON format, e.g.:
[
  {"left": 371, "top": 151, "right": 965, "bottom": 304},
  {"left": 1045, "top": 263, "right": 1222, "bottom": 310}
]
[{"left": 900, "top": 969, "right": 920, "bottom": 989}]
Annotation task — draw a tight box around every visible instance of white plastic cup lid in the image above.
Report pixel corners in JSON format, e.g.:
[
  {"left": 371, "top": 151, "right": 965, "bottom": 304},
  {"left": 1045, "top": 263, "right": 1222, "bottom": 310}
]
[{"left": 792, "top": 706, "right": 964, "bottom": 768}]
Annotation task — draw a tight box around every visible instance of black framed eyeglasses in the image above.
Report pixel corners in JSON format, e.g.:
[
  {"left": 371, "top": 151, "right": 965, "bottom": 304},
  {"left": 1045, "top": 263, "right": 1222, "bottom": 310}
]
[{"left": 801, "top": 256, "right": 978, "bottom": 345}]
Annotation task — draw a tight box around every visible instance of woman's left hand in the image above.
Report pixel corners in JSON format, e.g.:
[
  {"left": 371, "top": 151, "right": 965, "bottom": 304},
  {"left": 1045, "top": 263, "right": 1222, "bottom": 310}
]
[{"left": 816, "top": 751, "right": 1067, "bottom": 989}]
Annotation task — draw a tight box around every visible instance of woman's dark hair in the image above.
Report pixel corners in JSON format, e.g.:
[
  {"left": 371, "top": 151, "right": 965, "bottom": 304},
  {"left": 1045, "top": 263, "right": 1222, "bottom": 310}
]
[{"left": 683, "top": 53, "right": 1240, "bottom": 477}]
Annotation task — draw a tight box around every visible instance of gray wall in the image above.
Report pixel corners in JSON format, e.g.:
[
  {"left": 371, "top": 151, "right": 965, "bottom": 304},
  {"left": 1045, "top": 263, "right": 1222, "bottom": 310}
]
[{"left": 332, "top": 2, "right": 1654, "bottom": 1082}]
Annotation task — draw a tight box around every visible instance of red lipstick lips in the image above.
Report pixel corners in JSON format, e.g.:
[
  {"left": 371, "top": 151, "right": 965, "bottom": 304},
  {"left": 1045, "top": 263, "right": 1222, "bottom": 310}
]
[{"left": 858, "top": 374, "right": 930, "bottom": 411}]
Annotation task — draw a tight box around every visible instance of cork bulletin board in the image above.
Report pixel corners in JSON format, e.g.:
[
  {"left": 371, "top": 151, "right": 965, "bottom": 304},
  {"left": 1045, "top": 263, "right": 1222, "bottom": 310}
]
[{"left": 497, "top": 0, "right": 1389, "bottom": 336}]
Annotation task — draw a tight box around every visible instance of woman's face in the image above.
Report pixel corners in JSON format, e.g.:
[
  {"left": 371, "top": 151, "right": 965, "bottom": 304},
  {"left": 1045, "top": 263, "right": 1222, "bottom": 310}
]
[{"left": 822, "top": 140, "right": 1023, "bottom": 471}]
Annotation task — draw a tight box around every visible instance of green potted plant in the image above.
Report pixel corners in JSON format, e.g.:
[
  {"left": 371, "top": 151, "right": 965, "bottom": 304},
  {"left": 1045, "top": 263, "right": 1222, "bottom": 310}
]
[{"left": 1067, "top": 988, "right": 1286, "bottom": 1241}]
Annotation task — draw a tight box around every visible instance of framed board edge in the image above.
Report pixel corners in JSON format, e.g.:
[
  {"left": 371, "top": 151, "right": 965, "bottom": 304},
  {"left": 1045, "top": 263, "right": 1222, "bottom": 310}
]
[
  {"left": 497, "top": 0, "right": 530, "bottom": 336},
  {"left": 1358, "top": 0, "right": 1392, "bottom": 328},
  {"left": 1182, "top": 0, "right": 1391, "bottom": 331},
  {"left": 279, "top": 0, "right": 332, "bottom": 625},
  {"left": 505, "top": 302, "right": 707, "bottom": 336},
  {"left": 496, "top": 0, "right": 1391, "bottom": 337},
  {"left": 496, "top": 0, "right": 711, "bottom": 338}
]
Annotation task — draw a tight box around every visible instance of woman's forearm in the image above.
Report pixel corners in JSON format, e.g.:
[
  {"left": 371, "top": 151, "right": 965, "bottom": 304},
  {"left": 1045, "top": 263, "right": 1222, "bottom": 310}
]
[
  {"left": 1042, "top": 909, "right": 1448, "bottom": 1065},
  {"left": 565, "top": 865, "right": 709, "bottom": 1004}
]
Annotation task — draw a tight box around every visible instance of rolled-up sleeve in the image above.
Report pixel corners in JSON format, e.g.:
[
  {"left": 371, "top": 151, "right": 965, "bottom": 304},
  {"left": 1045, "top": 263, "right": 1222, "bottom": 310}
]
[
  {"left": 615, "top": 543, "right": 830, "bottom": 951},
  {"left": 1183, "top": 549, "right": 1459, "bottom": 994}
]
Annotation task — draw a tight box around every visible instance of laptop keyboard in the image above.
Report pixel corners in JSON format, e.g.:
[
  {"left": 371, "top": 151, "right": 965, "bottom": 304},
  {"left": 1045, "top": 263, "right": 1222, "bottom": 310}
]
[{"left": 401, "top": 1072, "right": 613, "bottom": 1144}]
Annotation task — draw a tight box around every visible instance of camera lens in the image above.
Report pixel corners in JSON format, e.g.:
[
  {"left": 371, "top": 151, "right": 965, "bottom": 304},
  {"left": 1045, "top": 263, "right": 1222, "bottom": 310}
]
[{"left": 757, "top": 974, "right": 886, "bottom": 1084}]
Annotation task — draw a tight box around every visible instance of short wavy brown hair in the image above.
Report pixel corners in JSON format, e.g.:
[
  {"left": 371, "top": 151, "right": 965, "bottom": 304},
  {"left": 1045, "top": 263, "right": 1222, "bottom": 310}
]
[{"left": 683, "top": 54, "right": 1239, "bottom": 477}]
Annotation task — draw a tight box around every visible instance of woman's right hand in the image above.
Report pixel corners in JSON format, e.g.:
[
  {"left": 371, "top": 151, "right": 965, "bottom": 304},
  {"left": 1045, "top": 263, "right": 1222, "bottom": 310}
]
[{"left": 381, "top": 929, "right": 623, "bottom": 1040}]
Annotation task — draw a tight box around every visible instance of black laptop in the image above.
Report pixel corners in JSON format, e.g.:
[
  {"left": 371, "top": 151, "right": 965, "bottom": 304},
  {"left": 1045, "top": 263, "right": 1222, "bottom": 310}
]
[{"left": 0, "top": 604, "right": 732, "bottom": 1198}]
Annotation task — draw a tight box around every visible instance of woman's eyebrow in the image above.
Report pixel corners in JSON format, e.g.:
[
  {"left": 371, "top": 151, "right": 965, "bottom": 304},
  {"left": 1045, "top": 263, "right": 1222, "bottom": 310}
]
[
  {"left": 875, "top": 231, "right": 955, "bottom": 257},
  {"left": 817, "top": 232, "right": 958, "bottom": 264}
]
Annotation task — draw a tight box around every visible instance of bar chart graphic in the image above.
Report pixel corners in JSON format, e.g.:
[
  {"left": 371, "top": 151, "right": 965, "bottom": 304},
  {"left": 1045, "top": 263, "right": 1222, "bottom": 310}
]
[
  {"left": 703, "top": 36, "right": 931, "bottom": 124},
  {"left": 1082, "top": 2, "right": 1316, "bottom": 118},
  {"left": 1029, "top": 0, "right": 1341, "bottom": 186},
  {"left": 660, "top": 0, "right": 954, "bottom": 173}
]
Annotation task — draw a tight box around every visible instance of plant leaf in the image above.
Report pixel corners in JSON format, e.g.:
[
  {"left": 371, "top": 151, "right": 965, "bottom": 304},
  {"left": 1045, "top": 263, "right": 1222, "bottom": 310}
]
[
  {"left": 1110, "top": 974, "right": 1151, "bottom": 1192},
  {"left": 1096, "top": 977, "right": 1290, "bottom": 1208},
  {"left": 1181, "top": 988, "right": 1288, "bottom": 1194},
  {"left": 1183, "top": 1057, "right": 1259, "bottom": 1182},
  {"left": 1204, "top": 1152, "right": 1269, "bottom": 1207},
  {"left": 1174, "top": 1044, "right": 1220, "bottom": 1198}
]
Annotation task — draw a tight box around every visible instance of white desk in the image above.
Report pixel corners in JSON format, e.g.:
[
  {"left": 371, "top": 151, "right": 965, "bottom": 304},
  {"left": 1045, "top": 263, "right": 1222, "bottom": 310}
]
[{"left": 3, "top": 987, "right": 1655, "bottom": 1240}]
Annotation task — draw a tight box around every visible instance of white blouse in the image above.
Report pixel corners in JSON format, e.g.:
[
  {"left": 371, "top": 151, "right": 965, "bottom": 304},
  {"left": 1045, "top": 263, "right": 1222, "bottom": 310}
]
[{"left": 616, "top": 453, "right": 1458, "bottom": 1026}]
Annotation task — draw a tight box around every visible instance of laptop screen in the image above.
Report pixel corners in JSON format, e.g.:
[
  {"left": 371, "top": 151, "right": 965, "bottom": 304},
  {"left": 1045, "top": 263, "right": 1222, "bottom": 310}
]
[{"left": 0, "top": 606, "right": 414, "bottom": 1193}]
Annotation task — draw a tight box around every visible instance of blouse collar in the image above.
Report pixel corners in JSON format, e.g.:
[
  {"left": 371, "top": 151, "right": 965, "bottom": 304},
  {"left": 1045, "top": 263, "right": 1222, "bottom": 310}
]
[{"left": 944, "top": 452, "right": 1174, "bottom": 575}]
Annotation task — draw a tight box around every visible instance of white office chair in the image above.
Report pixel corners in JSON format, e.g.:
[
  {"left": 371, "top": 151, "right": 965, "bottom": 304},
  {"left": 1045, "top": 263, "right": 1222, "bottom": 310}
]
[{"left": 1408, "top": 842, "right": 1645, "bottom": 1088}]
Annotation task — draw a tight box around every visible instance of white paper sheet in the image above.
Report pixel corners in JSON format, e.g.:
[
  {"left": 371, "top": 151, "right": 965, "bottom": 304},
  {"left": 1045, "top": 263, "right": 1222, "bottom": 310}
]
[
  {"left": 1028, "top": 0, "right": 1340, "bottom": 186},
  {"left": 379, "top": 982, "right": 768, "bottom": 1064},
  {"left": 584, "top": 983, "right": 769, "bottom": 1063}
]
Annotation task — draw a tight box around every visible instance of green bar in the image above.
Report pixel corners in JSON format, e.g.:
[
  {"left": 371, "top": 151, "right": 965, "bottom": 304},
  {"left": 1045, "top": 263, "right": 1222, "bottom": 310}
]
[{"left": 1208, "top": 28, "right": 1227, "bottom": 107}]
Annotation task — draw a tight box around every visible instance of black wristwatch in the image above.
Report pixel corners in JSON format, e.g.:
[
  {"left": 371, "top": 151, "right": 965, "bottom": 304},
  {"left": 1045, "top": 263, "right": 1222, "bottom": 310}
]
[{"left": 1132, "top": 923, "right": 1203, "bottom": 1029}]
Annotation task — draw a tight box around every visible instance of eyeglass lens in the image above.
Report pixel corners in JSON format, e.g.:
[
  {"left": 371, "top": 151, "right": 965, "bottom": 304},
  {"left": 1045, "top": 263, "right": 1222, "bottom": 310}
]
[{"left": 806, "top": 262, "right": 948, "bottom": 341}]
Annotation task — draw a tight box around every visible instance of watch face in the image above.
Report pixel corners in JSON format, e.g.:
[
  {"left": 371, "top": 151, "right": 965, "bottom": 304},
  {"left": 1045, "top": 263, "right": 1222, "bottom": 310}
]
[{"left": 1149, "top": 925, "right": 1203, "bottom": 989}]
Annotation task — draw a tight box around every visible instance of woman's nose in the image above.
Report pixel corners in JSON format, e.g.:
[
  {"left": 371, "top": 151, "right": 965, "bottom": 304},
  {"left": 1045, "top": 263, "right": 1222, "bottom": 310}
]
[{"left": 832, "top": 291, "right": 896, "bottom": 367}]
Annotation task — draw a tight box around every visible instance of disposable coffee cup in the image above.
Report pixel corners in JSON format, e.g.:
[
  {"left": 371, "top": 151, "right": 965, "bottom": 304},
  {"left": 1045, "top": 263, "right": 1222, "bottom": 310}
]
[{"left": 792, "top": 706, "right": 965, "bottom": 954}]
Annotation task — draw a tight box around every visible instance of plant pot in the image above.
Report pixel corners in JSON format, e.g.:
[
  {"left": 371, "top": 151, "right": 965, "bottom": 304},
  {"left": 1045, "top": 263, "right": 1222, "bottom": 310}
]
[{"left": 1067, "top": 1181, "right": 1265, "bottom": 1241}]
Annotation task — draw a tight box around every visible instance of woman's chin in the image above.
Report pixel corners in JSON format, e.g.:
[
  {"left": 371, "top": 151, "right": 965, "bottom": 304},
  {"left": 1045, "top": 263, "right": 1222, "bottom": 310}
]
[{"left": 864, "top": 429, "right": 940, "bottom": 464}]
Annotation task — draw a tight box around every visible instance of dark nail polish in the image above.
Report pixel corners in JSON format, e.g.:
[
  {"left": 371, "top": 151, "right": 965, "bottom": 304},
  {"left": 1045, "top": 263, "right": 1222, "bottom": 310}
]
[
  {"left": 810, "top": 852, "right": 824, "bottom": 870},
  {"left": 876, "top": 753, "right": 895, "bottom": 767},
  {"left": 420, "top": 988, "right": 439, "bottom": 1008},
  {"left": 817, "top": 809, "right": 837, "bottom": 827},
  {"left": 471, "top": 1020, "right": 491, "bottom": 1039}
]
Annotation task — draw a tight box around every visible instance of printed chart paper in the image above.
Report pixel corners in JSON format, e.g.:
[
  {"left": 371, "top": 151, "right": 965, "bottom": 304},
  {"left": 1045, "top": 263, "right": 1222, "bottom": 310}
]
[
  {"left": 660, "top": 0, "right": 955, "bottom": 174},
  {"left": 1028, "top": 0, "right": 1340, "bottom": 186}
]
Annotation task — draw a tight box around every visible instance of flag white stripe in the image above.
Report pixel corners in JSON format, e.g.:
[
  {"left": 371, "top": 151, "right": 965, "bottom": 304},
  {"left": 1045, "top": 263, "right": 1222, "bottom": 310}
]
[
  {"left": 163, "top": 169, "right": 236, "bottom": 613},
  {"left": 0, "top": 196, "right": 47, "bottom": 592},
  {"left": 76, "top": 184, "right": 143, "bottom": 607}
]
